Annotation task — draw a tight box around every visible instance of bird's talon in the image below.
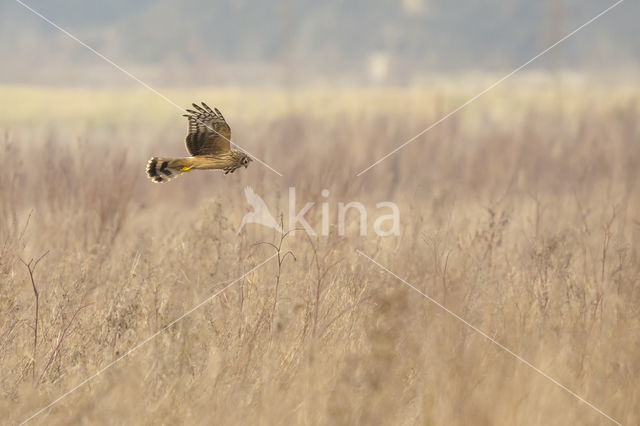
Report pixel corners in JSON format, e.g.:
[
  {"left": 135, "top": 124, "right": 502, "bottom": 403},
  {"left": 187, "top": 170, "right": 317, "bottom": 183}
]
[{"left": 181, "top": 166, "right": 193, "bottom": 172}]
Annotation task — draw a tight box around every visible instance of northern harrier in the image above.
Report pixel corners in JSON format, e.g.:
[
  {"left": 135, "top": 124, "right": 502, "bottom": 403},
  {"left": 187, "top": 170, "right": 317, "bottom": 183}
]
[{"left": 146, "top": 102, "right": 252, "bottom": 183}]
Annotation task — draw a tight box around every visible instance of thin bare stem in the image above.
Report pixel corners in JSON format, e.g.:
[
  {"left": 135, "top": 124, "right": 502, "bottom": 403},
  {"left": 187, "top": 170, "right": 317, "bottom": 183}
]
[{"left": 19, "top": 250, "right": 49, "bottom": 382}]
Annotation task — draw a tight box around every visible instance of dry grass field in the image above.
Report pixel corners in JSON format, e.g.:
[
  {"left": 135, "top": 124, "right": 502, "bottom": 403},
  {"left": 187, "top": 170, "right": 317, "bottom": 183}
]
[{"left": 1, "top": 83, "right": 639, "bottom": 425}]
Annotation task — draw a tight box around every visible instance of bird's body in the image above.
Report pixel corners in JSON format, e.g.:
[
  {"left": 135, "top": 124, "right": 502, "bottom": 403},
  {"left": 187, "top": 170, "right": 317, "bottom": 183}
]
[{"left": 146, "top": 102, "right": 252, "bottom": 183}]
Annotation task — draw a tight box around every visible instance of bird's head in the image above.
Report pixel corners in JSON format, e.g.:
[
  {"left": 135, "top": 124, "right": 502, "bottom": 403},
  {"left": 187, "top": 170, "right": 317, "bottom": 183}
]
[
  {"left": 227, "top": 150, "right": 253, "bottom": 174},
  {"left": 241, "top": 153, "right": 253, "bottom": 169}
]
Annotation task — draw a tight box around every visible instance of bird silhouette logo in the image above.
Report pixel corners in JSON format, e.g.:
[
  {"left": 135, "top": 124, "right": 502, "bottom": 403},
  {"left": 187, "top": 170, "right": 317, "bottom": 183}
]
[{"left": 237, "top": 187, "right": 283, "bottom": 234}]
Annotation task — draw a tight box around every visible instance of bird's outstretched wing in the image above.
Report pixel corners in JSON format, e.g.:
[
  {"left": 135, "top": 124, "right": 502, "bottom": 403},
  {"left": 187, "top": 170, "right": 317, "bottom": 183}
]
[{"left": 183, "top": 102, "right": 231, "bottom": 156}]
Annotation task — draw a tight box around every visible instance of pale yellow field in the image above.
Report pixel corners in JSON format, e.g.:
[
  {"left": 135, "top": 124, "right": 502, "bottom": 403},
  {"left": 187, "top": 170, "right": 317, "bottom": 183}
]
[{"left": 1, "top": 84, "right": 639, "bottom": 425}]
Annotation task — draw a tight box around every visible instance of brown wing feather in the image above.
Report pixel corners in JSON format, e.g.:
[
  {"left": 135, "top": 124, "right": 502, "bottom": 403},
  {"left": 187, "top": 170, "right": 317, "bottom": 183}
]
[{"left": 184, "top": 102, "right": 231, "bottom": 156}]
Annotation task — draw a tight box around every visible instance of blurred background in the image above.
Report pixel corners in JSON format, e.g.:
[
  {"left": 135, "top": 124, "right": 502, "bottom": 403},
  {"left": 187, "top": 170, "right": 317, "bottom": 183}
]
[
  {"left": 1, "top": 0, "right": 638, "bottom": 87},
  {"left": 2, "top": 2, "right": 639, "bottom": 425}
]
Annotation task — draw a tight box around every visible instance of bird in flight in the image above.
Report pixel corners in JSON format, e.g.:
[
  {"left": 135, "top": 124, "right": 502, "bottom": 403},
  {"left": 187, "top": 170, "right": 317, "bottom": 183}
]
[{"left": 146, "top": 102, "right": 252, "bottom": 183}]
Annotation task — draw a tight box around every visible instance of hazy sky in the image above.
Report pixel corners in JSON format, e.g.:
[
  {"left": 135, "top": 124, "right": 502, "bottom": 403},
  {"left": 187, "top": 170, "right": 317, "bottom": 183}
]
[{"left": 1, "top": 0, "right": 636, "bottom": 85}]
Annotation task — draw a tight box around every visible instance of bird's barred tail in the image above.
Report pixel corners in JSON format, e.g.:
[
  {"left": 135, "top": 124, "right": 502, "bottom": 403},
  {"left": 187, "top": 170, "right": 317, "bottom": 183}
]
[{"left": 146, "top": 157, "right": 190, "bottom": 183}]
